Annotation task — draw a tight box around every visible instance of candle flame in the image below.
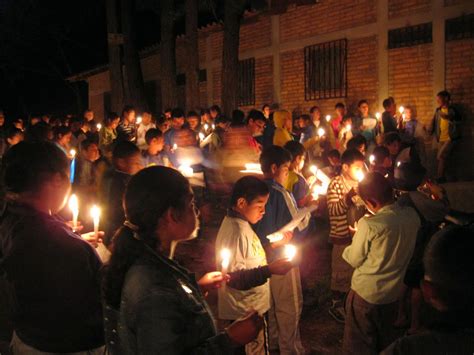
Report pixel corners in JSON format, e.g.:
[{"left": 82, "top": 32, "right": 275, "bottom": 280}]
[
  {"left": 204, "top": 123, "right": 209, "bottom": 131},
  {"left": 90, "top": 205, "right": 101, "bottom": 219},
  {"left": 212, "top": 124, "right": 215, "bottom": 130},
  {"left": 198, "top": 132, "right": 205, "bottom": 141},
  {"left": 69, "top": 149, "right": 76, "bottom": 158},
  {"left": 399, "top": 106, "right": 405, "bottom": 114},
  {"left": 136, "top": 116, "right": 142, "bottom": 125},
  {"left": 284, "top": 244, "right": 297, "bottom": 261},
  {"left": 221, "top": 248, "right": 231, "bottom": 269},
  {"left": 355, "top": 170, "right": 365, "bottom": 182},
  {"left": 317, "top": 128, "right": 325, "bottom": 137},
  {"left": 375, "top": 112, "right": 381, "bottom": 120},
  {"left": 172, "top": 143, "right": 178, "bottom": 150},
  {"left": 309, "top": 165, "right": 317, "bottom": 175},
  {"left": 96, "top": 123, "right": 102, "bottom": 131},
  {"left": 369, "top": 155, "right": 375, "bottom": 164},
  {"left": 346, "top": 124, "right": 352, "bottom": 132},
  {"left": 325, "top": 115, "right": 331, "bottom": 122},
  {"left": 68, "top": 194, "right": 78, "bottom": 212}
]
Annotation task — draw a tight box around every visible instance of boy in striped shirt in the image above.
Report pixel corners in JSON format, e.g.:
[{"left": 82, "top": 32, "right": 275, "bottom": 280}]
[{"left": 327, "top": 149, "right": 366, "bottom": 322}]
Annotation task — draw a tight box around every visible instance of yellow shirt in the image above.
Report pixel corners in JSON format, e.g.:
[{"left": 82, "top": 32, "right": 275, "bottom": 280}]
[{"left": 439, "top": 108, "right": 450, "bottom": 142}]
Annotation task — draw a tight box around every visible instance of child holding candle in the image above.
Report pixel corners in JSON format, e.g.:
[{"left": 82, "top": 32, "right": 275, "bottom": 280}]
[
  {"left": 252, "top": 145, "right": 310, "bottom": 355},
  {"left": 0, "top": 141, "right": 105, "bottom": 353},
  {"left": 283, "top": 141, "right": 312, "bottom": 208},
  {"left": 216, "top": 176, "right": 294, "bottom": 355},
  {"left": 141, "top": 128, "right": 170, "bottom": 167},
  {"left": 327, "top": 148, "right": 366, "bottom": 323}
]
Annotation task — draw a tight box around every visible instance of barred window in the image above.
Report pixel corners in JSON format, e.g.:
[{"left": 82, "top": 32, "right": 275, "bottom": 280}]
[
  {"left": 388, "top": 22, "right": 432, "bottom": 49},
  {"left": 238, "top": 58, "right": 255, "bottom": 106},
  {"left": 304, "top": 39, "right": 347, "bottom": 100},
  {"left": 446, "top": 14, "right": 474, "bottom": 41}
]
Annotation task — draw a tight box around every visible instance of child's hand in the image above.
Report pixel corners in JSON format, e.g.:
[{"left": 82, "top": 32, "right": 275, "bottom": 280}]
[
  {"left": 81, "top": 231, "right": 105, "bottom": 248},
  {"left": 349, "top": 221, "right": 358, "bottom": 236},
  {"left": 198, "top": 271, "right": 229, "bottom": 292},
  {"left": 268, "top": 258, "right": 294, "bottom": 275}
]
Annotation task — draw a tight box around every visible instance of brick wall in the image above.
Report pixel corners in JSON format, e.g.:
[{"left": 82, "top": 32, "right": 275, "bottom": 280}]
[
  {"left": 279, "top": 0, "right": 376, "bottom": 43},
  {"left": 388, "top": 43, "right": 434, "bottom": 125},
  {"left": 239, "top": 16, "right": 272, "bottom": 54},
  {"left": 239, "top": 56, "right": 274, "bottom": 112},
  {"left": 445, "top": 38, "right": 474, "bottom": 179},
  {"left": 388, "top": 0, "right": 431, "bottom": 19}
]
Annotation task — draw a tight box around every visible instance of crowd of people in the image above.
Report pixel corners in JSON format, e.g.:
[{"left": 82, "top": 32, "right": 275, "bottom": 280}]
[{"left": 0, "top": 89, "right": 472, "bottom": 355}]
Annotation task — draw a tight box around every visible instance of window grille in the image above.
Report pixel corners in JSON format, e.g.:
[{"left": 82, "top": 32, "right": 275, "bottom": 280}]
[
  {"left": 388, "top": 22, "right": 432, "bottom": 49},
  {"left": 238, "top": 58, "right": 255, "bottom": 106},
  {"left": 446, "top": 14, "right": 474, "bottom": 41}
]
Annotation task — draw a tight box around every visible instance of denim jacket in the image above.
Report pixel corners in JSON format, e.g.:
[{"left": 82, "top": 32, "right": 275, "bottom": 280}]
[{"left": 108, "top": 246, "right": 233, "bottom": 354}]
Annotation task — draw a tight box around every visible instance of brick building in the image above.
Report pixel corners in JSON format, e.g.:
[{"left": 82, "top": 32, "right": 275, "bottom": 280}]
[{"left": 69, "top": 0, "right": 474, "bottom": 179}]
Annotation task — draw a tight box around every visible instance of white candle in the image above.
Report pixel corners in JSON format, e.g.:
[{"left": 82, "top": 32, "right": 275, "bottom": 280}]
[
  {"left": 317, "top": 128, "right": 325, "bottom": 137},
  {"left": 369, "top": 155, "right": 375, "bottom": 165},
  {"left": 284, "top": 244, "right": 297, "bottom": 261},
  {"left": 220, "top": 248, "right": 231, "bottom": 276},
  {"left": 325, "top": 115, "right": 331, "bottom": 122},
  {"left": 90, "top": 205, "right": 101, "bottom": 235},
  {"left": 68, "top": 194, "right": 79, "bottom": 231},
  {"left": 96, "top": 123, "right": 102, "bottom": 131}
]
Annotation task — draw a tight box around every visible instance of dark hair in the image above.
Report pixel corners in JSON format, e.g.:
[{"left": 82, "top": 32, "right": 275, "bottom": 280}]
[
  {"left": 309, "top": 106, "right": 320, "bottom": 114},
  {"left": 210, "top": 105, "right": 221, "bottom": 114},
  {"left": 383, "top": 98, "right": 392, "bottom": 109},
  {"left": 372, "top": 146, "right": 390, "bottom": 165},
  {"left": 105, "top": 112, "right": 120, "bottom": 125},
  {"left": 284, "top": 141, "right": 305, "bottom": 161},
  {"left": 81, "top": 138, "right": 98, "bottom": 152},
  {"left": 335, "top": 102, "right": 345, "bottom": 109},
  {"left": 247, "top": 109, "right": 266, "bottom": 124},
  {"left": 230, "top": 176, "right": 269, "bottom": 207},
  {"left": 299, "top": 114, "right": 310, "bottom": 122},
  {"left": 121, "top": 105, "right": 135, "bottom": 117},
  {"left": 358, "top": 99, "right": 368, "bottom": 107},
  {"left": 328, "top": 149, "right": 341, "bottom": 160},
  {"left": 112, "top": 141, "right": 140, "bottom": 160},
  {"left": 262, "top": 104, "right": 270, "bottom": 111},
  {"left": 200, "top": 108, "right": 210, "bottom": 116},
  {"left": 424, "top": 225, "right": 474, "bottom": 312},
  {"left": 3, "top": 141, "right": 69, "bottom": 194},
  {"left": 53, "top": 126, "right": 71, "bottom": 141},
  {"left": 186, "top": 111, "right": 199, "bottom": 118},
  {"left": 260, "top": 145, "right": 292, "bottom": 174},
  {"left": 394, "top": 161, "right": 426, "bottom": 191},
  {"left": 102, "top": 166, "right": 191, "bottom": 309},
  {"left": 341, "top": 148, "right": 365, "bottom": 166},
  {"left": 347, "top": 134, "right": 367, "bottom": 151},
  {"left": 384, "top": 132, "right": 402, "bottom": 146},
  {"left": 24, "top": 122, "right": 52, "bottom": 142},
  {"left": 6, "top": 127, "right": 23, "bottom": 140},
  {"left": 171, "top": 108, "right": 185, "bottom": 119},
  {"left": 358, "top": 172, "right": 393, "bottom": 206},
  {"left": 231, "top": 109, "right": 245, "bottom": 125},
  {"left": 145, "top": 128, "right": 163, "bottom": 145},
  {"left": 436, "top": 90, "right": 451, "bottom": 101},
  {"left": 164, "top": 108, "right": 172, "bottom": 114}
]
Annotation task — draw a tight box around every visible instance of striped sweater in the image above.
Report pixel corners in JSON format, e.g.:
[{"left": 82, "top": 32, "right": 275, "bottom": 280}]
[{"left": 327, "top": 175, "right": 357, "bottom": 245}]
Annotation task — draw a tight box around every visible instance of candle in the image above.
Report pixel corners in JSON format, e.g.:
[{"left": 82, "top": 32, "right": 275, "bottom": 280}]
[
  {"left": 69, "top": 149, "right": 76, "bottom": 184},
  {"left": 178, "top": 165, "right": 194, "bottom": 178},
  {"left": 369, "top": 155, "right": 375, "bottom": 165},
  {"left": 309, "top": 165, "right": 317, "bottom": 176},
  {"left": 198, "top": 132, "right": 205, "bottom": 141},
  {"left": 90, "top": 205, "right": 101, "bottom": 235},
  {"left": 346, "top": 124, "right": 352, "bottom": 132},
  {"left": 240, "top": 163, "right": 263, "bottom": 175},
  {"left": 172, "top": 143, "right": 178, "bottom": 151},
  {"left": 399, "top": 106, "right": 404, "bottom": 115},
  {"left": 136, "top": 116, "right": 142, "bottom": 125},
  {"left": 317, "top": 128, "right": 325, "bottom": 137},
  {"left": 96, "top": 123, "right": 102, "bottom": 131},
  {"left": 325, "top": 115, "right": 331, "bottom": 122},
  {"left": 375, "top": 112, "right": 381, "bottom": 120},
  {"left": 355, "top": 170, "right": 365, "bottom": 182},
  {"left": 397, "top": 161, "right": 401, "bottom": 167},
  {"left": 204, "top": 123, "right": 209, "bottom": 131},
  {"left": 211, "top": 124, "right": 216, "bottom": 130},
  {"left": 284, "top": 244, "right": 297, "bottom": 261},
  {"left": 68, "top": 194, "right": 79, "bottom": 231}
]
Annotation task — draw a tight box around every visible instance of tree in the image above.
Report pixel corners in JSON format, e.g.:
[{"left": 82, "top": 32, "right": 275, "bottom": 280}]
[
  {"left": 121, "top": 0, "right": 147, "bottom": 110},
  {"left": 184, "top": 0, "right": 200, "bottom": 111},
  {"left": 160, "top": 0, "right": 178, "bottom": 110},
  {"left": 106, "top": 0, "right": 125, "bottom": 113},
  {"left": 221, "top": 0, "right": 246, "bottom": 118}
]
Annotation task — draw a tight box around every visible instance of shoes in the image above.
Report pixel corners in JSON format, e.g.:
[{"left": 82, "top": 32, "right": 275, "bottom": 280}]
[{"left": 328, "top": 299, "right": 345, "bottom": 323}]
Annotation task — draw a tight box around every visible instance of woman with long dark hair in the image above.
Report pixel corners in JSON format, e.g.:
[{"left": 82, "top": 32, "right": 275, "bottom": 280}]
[{"left": 102, "top": 166, "right": 262, "bottom": 354}]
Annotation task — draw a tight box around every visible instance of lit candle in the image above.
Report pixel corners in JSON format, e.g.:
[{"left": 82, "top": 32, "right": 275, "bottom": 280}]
[
  {"left": 90, "top": 205, "right": 101, "bottom": 235},
  {"left": 325, "top": 115, "right": 331, "bottom": 122},
  {"left": 211, "top": 124, "right": 215, "bottom": 130},
  {"left": 198, "top": 132, "right": 205, "bottom": 141},
  {"left": 309, "top": 165, "right": 317, "bottom": 176},
  {"left": 317, "top": 128, "right": 325, "bottom": 137},
  {"left": 346, "top": 124, "right": 352, "bottom": 132},
  {"left": 68, "top": 194, "right": 79, "bottom": 231},
  {"left": 136, "top": 116, "right": 142, "bottom": 125},
  {"left": 399, "top": 106, "right": 404, "bottom": 115},
  {"left": 69, "top": 149, "right": 76, "bottom": 184},
  {"left": 397, "top": 161, "right": 401, "bottom": 167},
  {"left": 204, "top": 123, "right": 209, "bottom": 131},
  {"left": 369, "top": 155, "right": 375, "bottom": 165},
  {"left": 96, "top": 123, "right": 102, "bottom": 131},
  {"left": 179, "top": 165, "right": 194, "bottom": 178},
  {"left": 284, "top": 244, "right": 297, "bottom": 261},
  {"left": 172, "top": 143, "right": 178, "bottom": 151},
  {"left": 355, "top": 170, "right": 365, "bottom": 182},
  {"left": 375, "top": 112, "right": 381, "bottom": 120}
]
